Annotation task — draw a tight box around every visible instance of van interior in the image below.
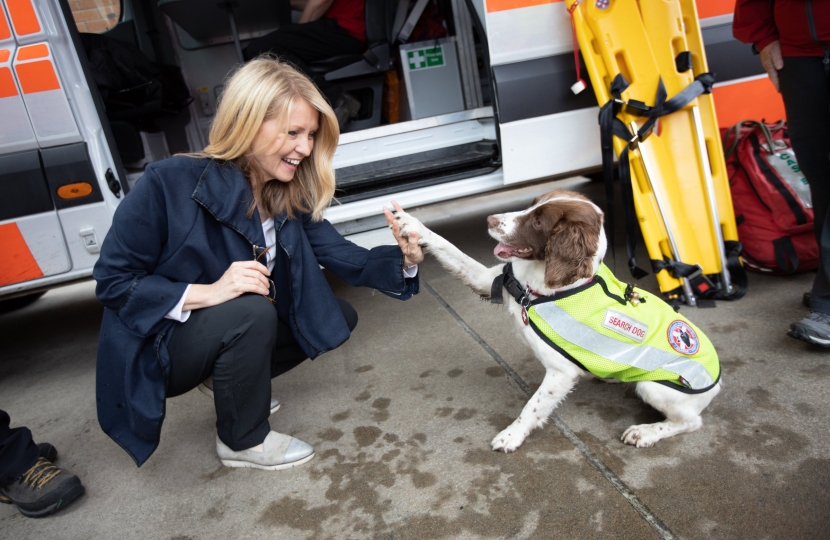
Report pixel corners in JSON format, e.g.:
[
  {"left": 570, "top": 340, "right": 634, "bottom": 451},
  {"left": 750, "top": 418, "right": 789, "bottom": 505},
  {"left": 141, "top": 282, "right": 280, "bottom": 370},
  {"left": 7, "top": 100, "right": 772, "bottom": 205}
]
[{"left": 71, "top": 0, "right": 498, "bottom": 218}]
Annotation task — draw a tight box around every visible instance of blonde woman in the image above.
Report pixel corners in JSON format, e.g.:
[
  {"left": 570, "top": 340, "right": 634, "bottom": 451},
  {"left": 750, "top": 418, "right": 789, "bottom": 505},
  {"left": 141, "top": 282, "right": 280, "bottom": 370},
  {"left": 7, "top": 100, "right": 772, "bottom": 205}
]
[{"left": 93, "top": 58, "right": 423, "bottom": 470}]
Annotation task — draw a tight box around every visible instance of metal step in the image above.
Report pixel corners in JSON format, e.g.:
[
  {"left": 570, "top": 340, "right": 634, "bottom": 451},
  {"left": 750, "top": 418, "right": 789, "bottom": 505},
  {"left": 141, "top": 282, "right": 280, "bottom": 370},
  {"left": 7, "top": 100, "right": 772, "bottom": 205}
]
[{"left": 333, "top": 140, "right": 499, "bottom": 203}]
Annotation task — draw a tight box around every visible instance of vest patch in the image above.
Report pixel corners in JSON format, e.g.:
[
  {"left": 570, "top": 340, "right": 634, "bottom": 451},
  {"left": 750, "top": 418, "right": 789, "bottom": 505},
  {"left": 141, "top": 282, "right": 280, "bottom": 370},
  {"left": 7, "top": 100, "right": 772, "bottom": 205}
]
[
  {"left": 602, "top": 309, "right": 648, "bottom": 343},
  {"left": 668, "top": 320, "right": 700, "bottom": 355}
]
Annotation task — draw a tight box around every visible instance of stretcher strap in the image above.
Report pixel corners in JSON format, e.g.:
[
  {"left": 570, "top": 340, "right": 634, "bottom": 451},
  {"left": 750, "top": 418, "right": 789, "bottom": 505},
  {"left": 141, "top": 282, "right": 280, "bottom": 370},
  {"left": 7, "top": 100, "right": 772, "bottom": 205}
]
[{"left": 599, "top": 72, "right": 716, "bottom": 284}]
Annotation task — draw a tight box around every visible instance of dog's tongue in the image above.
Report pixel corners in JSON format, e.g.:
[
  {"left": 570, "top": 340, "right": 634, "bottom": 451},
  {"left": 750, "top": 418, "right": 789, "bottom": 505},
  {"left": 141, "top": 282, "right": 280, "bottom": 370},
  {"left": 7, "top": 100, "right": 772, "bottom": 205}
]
[{"left": 494, "top": 243, "right": 514, "bottom": 258}]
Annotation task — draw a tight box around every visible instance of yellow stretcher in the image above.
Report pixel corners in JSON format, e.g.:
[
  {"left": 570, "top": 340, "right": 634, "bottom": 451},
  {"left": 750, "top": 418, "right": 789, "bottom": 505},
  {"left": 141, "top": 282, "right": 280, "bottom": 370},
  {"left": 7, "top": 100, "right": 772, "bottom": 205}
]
[{"left": 566, "top": 0, "right": 744, "bottom": 305}]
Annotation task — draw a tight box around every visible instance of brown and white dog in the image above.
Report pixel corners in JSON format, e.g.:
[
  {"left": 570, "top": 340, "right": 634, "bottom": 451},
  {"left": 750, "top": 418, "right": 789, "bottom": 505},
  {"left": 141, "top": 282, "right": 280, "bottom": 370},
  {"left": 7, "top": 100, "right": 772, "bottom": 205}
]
[{"left": 392, "top": 189, "right": 720, "bottom": 451}]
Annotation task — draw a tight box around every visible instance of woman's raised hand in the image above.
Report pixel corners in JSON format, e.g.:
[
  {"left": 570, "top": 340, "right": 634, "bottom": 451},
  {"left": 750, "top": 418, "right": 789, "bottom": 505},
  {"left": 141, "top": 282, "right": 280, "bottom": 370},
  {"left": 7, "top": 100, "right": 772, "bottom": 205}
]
[
  {"left": 383, "top": 201, "right": 424, "bottom": 268},
  {"left": 183, "top": 261, "right": 271, "bottom": 310}
]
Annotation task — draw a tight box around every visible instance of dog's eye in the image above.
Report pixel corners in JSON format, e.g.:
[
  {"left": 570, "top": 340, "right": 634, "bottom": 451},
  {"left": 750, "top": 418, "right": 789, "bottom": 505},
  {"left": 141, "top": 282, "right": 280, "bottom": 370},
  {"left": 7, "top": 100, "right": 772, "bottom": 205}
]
[{"left": 533, "top": 216, "right": 543, "bottom": 229}]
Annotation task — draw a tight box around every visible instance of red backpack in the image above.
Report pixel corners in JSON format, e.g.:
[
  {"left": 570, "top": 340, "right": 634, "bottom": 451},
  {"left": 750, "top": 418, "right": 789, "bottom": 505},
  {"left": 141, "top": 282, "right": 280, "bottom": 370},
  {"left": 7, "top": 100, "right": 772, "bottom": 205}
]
[{"left": 722, "top": 120, "right": 818, "bottom": 274}]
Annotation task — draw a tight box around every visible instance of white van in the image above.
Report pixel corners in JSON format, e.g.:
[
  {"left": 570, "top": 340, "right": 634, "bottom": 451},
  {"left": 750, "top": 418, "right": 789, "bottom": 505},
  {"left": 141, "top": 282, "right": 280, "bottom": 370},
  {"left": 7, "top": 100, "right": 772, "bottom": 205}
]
[{"left": 0, "top": 0, "right": 768, "bottom": 302}]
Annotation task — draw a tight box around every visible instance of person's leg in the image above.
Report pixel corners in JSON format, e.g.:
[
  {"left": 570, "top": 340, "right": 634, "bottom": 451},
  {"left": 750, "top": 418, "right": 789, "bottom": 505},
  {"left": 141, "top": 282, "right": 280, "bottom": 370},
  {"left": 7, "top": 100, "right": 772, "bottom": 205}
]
[
  {"left": 243, "top": 18, "right": 365, "bottom": 105},
  {"left": 270, "top": 298, "right": 359, "bottom": 378},
  {"left": 779, "top": 57, "right": 830, "bottom": 311},
  {"left": 0, "top": 410, "right": 84, "bottom": 517},
  {"left": 779, "top": 56, "right": 830, "bottom": 345},
  {"left": 167, "top": 295, "right": 279, "bottom": 450},
  {"left": 0, "top": 409, "right": 38, "bottom": 486}
]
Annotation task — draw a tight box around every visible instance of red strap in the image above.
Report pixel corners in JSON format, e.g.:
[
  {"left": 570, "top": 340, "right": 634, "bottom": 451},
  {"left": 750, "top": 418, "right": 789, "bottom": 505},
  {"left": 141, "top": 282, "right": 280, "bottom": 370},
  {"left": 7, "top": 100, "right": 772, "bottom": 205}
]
[{"left": 568, "top": 1, "right": 586, "bottom": 89}]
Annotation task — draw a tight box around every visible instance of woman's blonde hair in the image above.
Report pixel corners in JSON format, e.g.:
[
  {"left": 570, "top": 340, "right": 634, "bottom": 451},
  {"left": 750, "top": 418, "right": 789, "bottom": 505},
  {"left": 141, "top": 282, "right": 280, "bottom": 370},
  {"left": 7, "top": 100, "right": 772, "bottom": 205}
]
[{"left": 199, "top": 56, "right": 339, "bottom": 221}]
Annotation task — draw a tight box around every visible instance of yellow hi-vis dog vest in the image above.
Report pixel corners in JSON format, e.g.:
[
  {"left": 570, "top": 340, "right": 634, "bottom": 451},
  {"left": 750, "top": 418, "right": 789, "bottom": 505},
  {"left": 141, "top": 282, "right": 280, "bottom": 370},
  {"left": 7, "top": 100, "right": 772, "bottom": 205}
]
[{"left": 494, "top": 263, "right": 720, "bottom": 393}]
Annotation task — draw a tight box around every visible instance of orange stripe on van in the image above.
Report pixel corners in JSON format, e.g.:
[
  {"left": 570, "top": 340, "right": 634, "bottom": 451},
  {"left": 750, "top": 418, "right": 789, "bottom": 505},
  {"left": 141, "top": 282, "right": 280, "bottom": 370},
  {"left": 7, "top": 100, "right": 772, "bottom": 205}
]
[
  {"left": 0, "top": 49, "right": 10, "bottom": 63},
  {"left": 0, "top": 8, "right": 11, "bottom": 41},
  {"left": 487, "top": 0, "right": 562, "bottom": 13},
  {"left": 712, "top": 77, "right": 786, "bottom": 128},
  {"left": 695, "top": 0, "right": 734, "bottom": 19},
  {"left": 0, "top": 67, "right": 18, "bottom": 98},
  {"left": 0, "top": 222, "right": 44, "bottom": 287},
  {"left": 15, "top": 60, "right": 60, "bottom": 94},
  {"left": 6, "top": 0, "right": 41, "bottom": 36},
  {"left": 16, "top": 43, "right": 48, "bottom": 61}
]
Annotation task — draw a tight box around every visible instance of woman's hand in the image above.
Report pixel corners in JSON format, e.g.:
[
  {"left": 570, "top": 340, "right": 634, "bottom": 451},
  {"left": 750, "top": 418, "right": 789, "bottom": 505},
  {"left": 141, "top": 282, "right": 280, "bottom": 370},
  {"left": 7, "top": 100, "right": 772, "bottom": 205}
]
[
  {"left": 384, "top": 201, "right": 424, "bottom": 268},
  {"left": 760, "top": 40, "right": 784, "bottom": 92},
  {"left": 183, "top": 261, "right": 271, "bottom": 310}
]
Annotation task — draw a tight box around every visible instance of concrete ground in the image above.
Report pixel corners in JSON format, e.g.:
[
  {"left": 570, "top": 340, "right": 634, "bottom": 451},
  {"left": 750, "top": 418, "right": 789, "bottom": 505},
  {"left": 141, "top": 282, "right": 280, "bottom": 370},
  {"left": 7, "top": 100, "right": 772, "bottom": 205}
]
[{"left": 2, "top": 178, "right": 829, "bottom": 539}]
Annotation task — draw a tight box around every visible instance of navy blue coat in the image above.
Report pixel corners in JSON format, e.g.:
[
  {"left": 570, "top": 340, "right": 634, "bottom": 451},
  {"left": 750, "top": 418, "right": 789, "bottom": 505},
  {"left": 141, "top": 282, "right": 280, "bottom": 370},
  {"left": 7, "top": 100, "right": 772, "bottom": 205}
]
[{"left": 93, "top": 157, "right": 418, "bottom": 466}]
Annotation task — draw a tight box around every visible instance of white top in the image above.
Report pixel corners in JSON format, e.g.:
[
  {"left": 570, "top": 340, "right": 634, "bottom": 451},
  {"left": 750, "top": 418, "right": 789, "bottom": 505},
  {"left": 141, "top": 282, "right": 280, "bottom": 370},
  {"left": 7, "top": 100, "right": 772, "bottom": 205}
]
[{"left": 165, "top": 220, "right": 417, "bottom": 323}]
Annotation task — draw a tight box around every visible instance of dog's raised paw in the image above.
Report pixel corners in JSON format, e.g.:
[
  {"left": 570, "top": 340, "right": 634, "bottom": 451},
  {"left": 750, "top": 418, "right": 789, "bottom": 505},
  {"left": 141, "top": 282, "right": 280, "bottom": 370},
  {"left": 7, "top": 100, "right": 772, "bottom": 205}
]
[
  {"left": 394, "top": 210, "right": 429, "bottom": 244},
  {"left": 621, "top": 424, "right": 658, "bottom": 448}
]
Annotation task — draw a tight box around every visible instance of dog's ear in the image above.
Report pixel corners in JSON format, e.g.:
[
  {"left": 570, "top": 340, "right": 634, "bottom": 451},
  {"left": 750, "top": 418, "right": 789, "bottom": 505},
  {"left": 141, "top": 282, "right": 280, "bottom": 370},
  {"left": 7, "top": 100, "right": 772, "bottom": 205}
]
[{"left": 543, "top": 202, "right": 603, "bottom": 289}]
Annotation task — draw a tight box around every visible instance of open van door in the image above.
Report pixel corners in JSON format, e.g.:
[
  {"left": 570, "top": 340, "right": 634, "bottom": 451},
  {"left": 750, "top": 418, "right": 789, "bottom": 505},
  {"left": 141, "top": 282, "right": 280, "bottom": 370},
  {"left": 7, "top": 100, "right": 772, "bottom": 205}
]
[
  {"left": 481, "top": 0, "right": 601, "bottom": 185},
  {"left": 0, "top": 0, "right": 125, "bottom": 297}
]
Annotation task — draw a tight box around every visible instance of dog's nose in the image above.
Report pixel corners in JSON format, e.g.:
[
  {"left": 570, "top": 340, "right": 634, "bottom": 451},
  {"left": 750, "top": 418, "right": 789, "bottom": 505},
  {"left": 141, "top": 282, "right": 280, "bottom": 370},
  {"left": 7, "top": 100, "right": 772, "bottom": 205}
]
[{"left": 487, "top": 215, "right": 500, "bottom": 229}]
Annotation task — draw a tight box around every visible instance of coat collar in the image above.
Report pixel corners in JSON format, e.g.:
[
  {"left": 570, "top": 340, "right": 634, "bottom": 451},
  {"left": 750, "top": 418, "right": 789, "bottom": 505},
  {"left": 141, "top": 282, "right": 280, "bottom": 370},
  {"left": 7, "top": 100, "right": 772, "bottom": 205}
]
[{"left": 191, "top": 159, "right": 285, "bottom": 246}]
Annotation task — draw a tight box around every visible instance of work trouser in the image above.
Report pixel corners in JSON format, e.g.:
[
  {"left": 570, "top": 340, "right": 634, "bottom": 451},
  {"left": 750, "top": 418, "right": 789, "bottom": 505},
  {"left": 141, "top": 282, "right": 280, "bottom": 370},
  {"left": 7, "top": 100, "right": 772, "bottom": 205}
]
[
  {"left": 778, "top": 56, "right": 830, "bottom": 315},
  {"left": 242, "top": 17, "right": 366, "bottom": 105},
  {"left": 166, "top": 295, "right": 357, "bottom": 451},
  {"left": 0, "top": 409, "right": 39, "bottom": 486}
]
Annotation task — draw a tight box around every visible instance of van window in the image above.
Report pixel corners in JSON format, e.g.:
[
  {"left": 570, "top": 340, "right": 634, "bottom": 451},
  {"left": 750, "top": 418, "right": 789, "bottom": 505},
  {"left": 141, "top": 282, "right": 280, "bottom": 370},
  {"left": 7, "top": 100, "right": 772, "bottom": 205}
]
[{"left": 69, "top": 0, "right": 121, "bottom": 34}]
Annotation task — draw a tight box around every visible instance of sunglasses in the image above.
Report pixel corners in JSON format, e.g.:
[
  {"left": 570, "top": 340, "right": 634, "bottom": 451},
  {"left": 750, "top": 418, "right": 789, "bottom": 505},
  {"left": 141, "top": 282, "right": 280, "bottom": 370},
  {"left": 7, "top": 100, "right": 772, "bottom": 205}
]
[{"left": 253, "top": 244, "right": 277, "bottom": 304}]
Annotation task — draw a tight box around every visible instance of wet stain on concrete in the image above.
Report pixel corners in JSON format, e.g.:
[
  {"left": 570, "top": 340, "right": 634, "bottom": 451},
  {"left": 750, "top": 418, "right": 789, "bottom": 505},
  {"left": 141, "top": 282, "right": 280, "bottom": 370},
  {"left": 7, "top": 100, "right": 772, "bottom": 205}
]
[
  {"left": 381, "top": 449, "right": 401, "bottom": 462},
  {"left": 721, "top": 357, "right": 747, "bottom": 369},
  {"left": 800, "top": 363, "right": 830, "bottom": 378},
  {"left": 709, "top": 321, "right": 750, "bottom": 334},
  {"left": 637, "top": 455, "right": 830, "bottom": 538},
  {"left": 412, "top": 433, "right": 427, "bottom": 444},
  {"left": 383, "top": 433, "right": 399, "bottom": 443},
  {"left": 355, "top": 365, "right": 374, "bottom": 373},
  {"left": 204, "top": 502, "right": 224, "bottom": 521},
  {"left": 453, "top": 408, "right": 477, "bottom": 421},
  {"left": 371, "top": 397, "right": 391, "bottom": 422},
  {"left": 202, "top": 466, "right": 230, "bottom": 481},
  {"left": 320, "top": 448, "right": 340, "bottom": 460},
  {"left": 746, "top": 387, "right": 779, "bottom": 410},
  {"left": 592, "top": 402, "right": 629, "bottom": 422},
  {"left": 354, "top": 390, "right": 371, "bottom": 402},
  {"left": 454, "top": 437, "right": 465, "bottom": 443},
  {"left": 575, "top": 430, "right": 626, "bottom": 473},
  {"left": 419, "top": 369, "right": 439, "bottom": 378},
  {"left": 488, "top": 412, "right": 515, "bottom": 429},
  {"left": 258, "top": 497, "right": 339, "bottom": 535},
  {"left": 448, "top": 368, "right": 464, "bottom": 378},
  {"left": 446, "top": 396, "right": 454, "bottom": 401},
  {"left": 354, "top": 426, "right": 383, "bottom": 447},
  {"left": 795, "top": 402, "right": 816, "bottom": 416},
  {"left": 485, "top": 366, "right": 504, "bottom": 378},
  {"left": 318, "top": 428, "right": 344, "bottom": 442},
  {"left": 436, "top": 407, "right": 454, "bottom": 418},
  {"left": 331, "top": 410, "right": 351, "bottom": 422},
  {"left": 400, "top": 466, "right": 437, "bottom": 488}
]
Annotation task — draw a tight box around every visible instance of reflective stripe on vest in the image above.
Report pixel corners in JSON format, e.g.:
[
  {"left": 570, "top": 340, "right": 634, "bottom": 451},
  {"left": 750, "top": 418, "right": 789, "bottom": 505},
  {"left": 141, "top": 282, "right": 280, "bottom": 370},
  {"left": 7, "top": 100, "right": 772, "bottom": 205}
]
[{"left": 526, "top": 264, "right": 719, "bottom": 392}]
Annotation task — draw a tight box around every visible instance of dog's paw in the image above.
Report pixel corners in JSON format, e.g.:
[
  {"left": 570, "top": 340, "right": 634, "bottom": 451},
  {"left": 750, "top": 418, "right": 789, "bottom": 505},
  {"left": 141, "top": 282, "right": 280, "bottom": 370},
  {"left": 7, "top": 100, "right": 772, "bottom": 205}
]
[
  {"left": 491, "top": 427, "right": 526, "bottom": 453},
  {"left": 621, "top": 424, "right": 660, "bottom": 448},
  {"left": 393, "top": 208, "right": 429, "bottom": 244}
]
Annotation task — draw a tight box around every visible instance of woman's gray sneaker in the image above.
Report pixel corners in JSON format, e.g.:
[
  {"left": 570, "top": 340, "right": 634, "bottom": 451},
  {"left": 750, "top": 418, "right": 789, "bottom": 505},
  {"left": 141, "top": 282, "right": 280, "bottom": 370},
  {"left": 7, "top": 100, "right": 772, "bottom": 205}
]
[
  {"left": 788, "top": 311, "right": 830, "bottom": 347},
  {"left": 216, "top": 431, "right": 314, "bottom": 470},
  {"left": 0, "top": 457, "right": 84, "bottom": 518},
  {"left": 198, "top": 377, "right": 281, "bottom": 414}
]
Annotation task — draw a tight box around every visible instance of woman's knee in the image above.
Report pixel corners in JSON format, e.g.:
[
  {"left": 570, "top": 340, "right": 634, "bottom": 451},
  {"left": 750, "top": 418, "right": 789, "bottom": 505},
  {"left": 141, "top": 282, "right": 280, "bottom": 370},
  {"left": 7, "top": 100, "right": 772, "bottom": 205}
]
[
  {"left": 336, "top": 298, "right": 358, "bottom": 332},
  {"left": 228, "top": 295, "right": 279, "bottom": 335}
]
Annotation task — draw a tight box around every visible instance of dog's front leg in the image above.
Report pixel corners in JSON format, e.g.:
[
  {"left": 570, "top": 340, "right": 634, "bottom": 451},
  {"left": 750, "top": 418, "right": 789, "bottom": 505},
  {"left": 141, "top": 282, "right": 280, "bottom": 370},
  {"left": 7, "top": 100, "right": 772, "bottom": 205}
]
[
  {"left": 491, "top": 368, "right": 577, "bottom": 452},
  {"left": 395, "top": 209, "right": 501, "bottom": 297}
]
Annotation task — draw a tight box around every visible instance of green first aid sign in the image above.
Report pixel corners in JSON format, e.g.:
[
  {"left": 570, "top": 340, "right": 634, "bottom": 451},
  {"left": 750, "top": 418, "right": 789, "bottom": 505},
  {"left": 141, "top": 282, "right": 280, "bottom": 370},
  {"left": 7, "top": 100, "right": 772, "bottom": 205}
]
[{"left": 407, "top": 46, "right": 444, "bottom": 71}]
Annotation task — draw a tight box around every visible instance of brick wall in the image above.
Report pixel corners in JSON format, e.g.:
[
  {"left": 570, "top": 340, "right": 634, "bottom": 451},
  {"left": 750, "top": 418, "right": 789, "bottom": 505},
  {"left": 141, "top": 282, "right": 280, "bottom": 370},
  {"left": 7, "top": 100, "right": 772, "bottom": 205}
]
[{"left": 70, "top": 0, "right": 120, "bottom": 34}]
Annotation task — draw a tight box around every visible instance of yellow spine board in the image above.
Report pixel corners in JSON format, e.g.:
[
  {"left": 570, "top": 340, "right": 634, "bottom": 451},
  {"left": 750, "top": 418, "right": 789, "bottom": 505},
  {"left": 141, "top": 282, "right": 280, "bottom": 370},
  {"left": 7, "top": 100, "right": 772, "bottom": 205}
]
[{"left": 566, "top": 0, "right": 737, "bottom": 294}]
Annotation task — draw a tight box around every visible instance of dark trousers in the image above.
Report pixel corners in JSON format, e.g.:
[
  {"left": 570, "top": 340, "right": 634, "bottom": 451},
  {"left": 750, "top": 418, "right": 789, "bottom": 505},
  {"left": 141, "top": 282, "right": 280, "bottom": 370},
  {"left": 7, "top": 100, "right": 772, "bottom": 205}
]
[
  {"left": 243, "top": 18, "right": 366, "bottom": 105},
  {"left": 0, "top": 410, "right": 38, "bottom": 486},
  {"left": 779, "top": 56, "right": 830, "bottom": 315},
  {"left": 167, "top": 295, "right": 357, "bottom": 451}
]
